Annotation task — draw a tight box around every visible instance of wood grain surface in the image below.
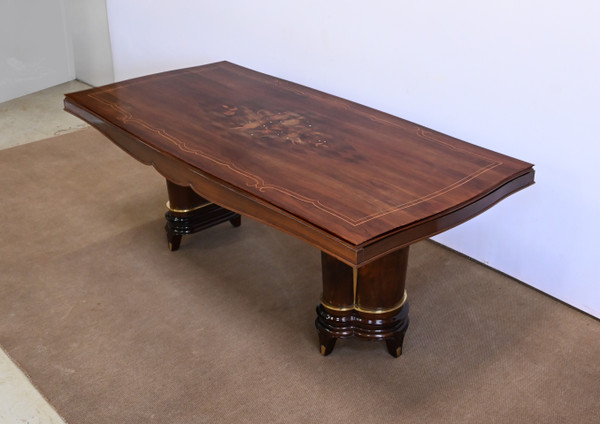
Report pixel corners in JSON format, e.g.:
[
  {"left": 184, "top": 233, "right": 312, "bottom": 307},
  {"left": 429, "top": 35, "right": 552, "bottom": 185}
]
[{"left": 65, "top": 61, "right": 534, "bottom": 265}]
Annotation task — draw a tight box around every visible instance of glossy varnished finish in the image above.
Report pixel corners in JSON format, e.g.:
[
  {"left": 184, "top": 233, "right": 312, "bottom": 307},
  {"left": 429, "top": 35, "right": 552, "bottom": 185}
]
[
  {"left": 64, "top": 61, "right": 534, "bottom": 267},
  {"left": 64, "top": 62, "right": 534, "bottom": 356},
  {"left": 317, "top": 248, "right": 410, "bottom": 357}
]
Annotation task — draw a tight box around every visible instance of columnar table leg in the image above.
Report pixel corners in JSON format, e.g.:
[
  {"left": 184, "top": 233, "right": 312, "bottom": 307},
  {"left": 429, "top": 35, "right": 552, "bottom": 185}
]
[
  {"left": 164, "top": 180, "right": 241, "bottom": 251},
  {"left": 315, "top": 247, "right": 410, "bottom": 357}
]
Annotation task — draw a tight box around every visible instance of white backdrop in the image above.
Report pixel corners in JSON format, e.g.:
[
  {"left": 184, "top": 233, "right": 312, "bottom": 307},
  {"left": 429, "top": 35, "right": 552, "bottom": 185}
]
[
  {"left": 65, "top": 0, "right": 114, "bottom": 86},
  {"left": 106, "top": 0, "right": 600, "bottom": 318},
  {"left": 0, "top": 0, "right": 74, "bottom": 103}
]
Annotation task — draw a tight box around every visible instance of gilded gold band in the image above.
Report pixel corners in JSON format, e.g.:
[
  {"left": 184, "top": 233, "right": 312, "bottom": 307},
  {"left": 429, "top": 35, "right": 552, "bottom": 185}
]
[
  {"left": 319, "top": 299, "right": 355, "bottom": 312},
  {"left": 320, "top": 290, "right": 407, "bottom": 315},
  {"left": 355, "top": 290, "right": 407, "bottom": 314},
  {"left": 165, "top": 201, "right": 211, "bottom": 213}
]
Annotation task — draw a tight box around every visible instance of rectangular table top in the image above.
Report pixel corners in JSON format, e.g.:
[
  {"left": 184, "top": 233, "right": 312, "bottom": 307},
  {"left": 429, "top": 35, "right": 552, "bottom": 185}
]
[{"left": 65, "top": 61, "right": 534, "bottom": 266}]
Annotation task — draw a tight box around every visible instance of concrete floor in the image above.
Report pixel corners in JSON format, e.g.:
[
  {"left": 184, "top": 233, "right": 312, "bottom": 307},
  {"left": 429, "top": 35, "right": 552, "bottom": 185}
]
[
  {"left": 0, "top": 80, "right": 89, "bottom": 150},
  {"left": 0, "top": 80, "right": 90, "bottom": 423}
]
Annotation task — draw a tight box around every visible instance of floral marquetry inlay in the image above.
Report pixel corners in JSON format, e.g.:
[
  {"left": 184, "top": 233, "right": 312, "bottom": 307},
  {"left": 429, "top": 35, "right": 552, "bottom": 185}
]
[{"left": 215, "top": 104, "right": 332, "bottom": 149}]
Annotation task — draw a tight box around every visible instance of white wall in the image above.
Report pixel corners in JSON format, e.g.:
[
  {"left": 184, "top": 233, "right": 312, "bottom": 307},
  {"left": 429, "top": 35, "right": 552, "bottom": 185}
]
[
  {"left": 65, "top": 0, "right": 114, "bottom": 86},
  {"left": 106, "top": 0, "right": 600, "bottom": 318},
  {"left": 0, "top": 0, "right": 74, "bottom": 103}
]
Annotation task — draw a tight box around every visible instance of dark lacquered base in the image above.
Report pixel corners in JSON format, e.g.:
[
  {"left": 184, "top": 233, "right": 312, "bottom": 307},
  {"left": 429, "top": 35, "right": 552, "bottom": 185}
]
[
  {"left": 164, "top": 180, "right": 241, "bottom": 251},
  {"left": 315, "top": 302, "right": 409, "bottom": 357},
  {"left": 165, "top": 206, "right": 241, "bottom": 251},
  {"left": 316, "top": 247, "right": 410, "bottom": 357}
]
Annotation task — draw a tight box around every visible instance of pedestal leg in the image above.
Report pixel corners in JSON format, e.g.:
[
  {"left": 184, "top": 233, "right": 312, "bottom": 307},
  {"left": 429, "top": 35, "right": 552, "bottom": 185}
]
[
  {"left": 315, "top": 247, "right": 410, "bottom": 357},
  {"left": 164, "top": 180, "right": 242, "bottom": 251}
]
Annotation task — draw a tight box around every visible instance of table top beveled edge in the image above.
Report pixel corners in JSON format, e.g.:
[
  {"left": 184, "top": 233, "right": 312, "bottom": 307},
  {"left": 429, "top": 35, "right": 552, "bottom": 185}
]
[{"left": 355, "top": 169, "right": 535, "bottom": 265}]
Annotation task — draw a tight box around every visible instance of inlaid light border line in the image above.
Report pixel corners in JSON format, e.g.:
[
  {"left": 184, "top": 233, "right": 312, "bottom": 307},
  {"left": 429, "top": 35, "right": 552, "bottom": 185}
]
[{"left": 86, "top": 64, "right": 503, "bottom": 228}]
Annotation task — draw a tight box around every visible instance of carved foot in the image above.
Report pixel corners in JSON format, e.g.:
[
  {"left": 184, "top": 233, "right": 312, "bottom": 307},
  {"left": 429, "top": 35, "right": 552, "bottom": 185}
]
[
  {"left": 385, "top": 330, "right": 407, "bottom": 358},
  {"left": 318, "top": 331, "right": 337, "bottom": 356},
  {"left": 230, "top": 215, "right": 242, "bottom": 227},
  {"left": 166, "top": 227, "right": 182, "bottom": 252}
]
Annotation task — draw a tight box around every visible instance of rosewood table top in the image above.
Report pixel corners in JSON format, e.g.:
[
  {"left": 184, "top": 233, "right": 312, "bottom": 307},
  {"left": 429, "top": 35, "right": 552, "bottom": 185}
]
[{"left": 64, "top": 61, "right": 534, "bottom": 267}]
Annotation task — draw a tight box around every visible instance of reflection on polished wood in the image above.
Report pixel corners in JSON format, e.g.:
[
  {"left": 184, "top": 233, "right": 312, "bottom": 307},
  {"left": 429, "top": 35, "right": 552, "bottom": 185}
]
[{"left": 65, "top": 61, "right": 534, "bottom": 356}]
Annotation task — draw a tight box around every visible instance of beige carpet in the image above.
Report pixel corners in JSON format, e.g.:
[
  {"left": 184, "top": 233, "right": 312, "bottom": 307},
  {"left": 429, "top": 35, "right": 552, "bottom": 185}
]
[{"left": 1, "top": 128, "right": 599, "bottom": 423}]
